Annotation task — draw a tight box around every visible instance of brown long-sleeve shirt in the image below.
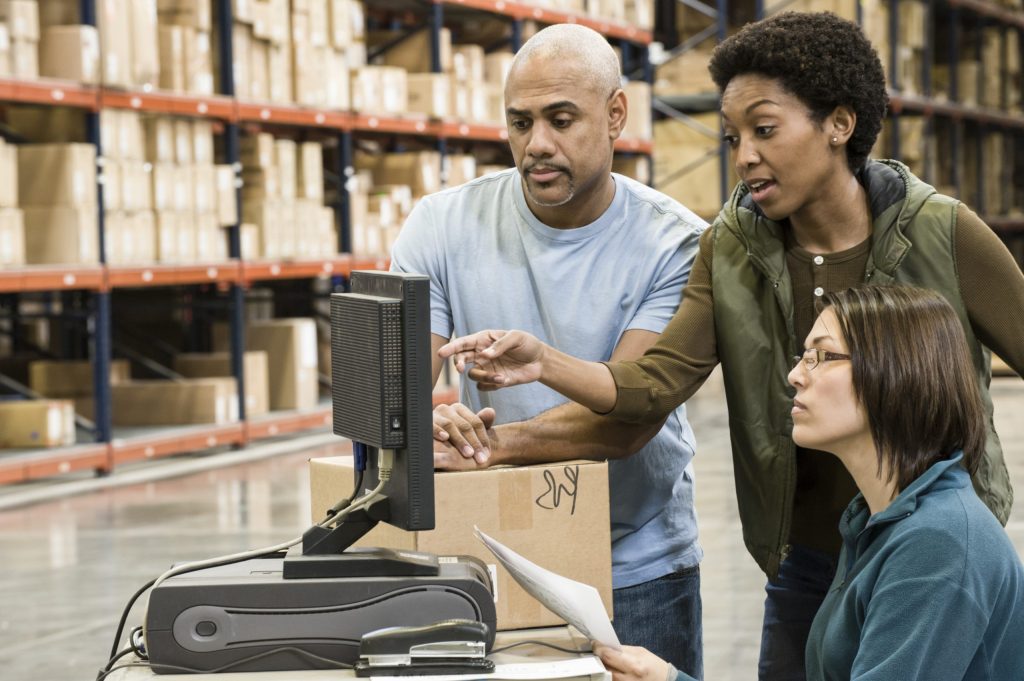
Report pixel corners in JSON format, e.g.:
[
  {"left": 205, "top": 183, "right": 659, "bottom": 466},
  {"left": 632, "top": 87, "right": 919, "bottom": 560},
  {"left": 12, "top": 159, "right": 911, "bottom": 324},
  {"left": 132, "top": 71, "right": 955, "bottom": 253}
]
[{"left": 608, "top": 203, "right": 1024, "bottom": 555}]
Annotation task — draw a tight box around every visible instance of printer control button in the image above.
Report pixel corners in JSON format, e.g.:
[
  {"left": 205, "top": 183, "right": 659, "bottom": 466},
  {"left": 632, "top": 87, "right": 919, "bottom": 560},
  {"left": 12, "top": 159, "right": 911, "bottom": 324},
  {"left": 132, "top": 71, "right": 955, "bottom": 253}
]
[{"left": 195, "top": 621, "right": 218, "bottom": 637}]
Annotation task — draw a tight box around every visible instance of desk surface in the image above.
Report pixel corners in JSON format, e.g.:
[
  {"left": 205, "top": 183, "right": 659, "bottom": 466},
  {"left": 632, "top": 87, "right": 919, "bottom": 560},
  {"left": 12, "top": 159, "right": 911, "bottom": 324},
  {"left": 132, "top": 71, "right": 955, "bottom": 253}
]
[{"left": 104, "top": 626, "right": 609, "bottom": 680}]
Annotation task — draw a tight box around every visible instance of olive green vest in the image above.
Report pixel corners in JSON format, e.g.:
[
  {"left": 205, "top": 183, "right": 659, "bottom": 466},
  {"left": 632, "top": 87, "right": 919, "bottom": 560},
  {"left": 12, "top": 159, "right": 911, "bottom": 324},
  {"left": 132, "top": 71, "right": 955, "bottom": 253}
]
[{"left": 711, "top": 159, "right": 1013, "bottom": 578}]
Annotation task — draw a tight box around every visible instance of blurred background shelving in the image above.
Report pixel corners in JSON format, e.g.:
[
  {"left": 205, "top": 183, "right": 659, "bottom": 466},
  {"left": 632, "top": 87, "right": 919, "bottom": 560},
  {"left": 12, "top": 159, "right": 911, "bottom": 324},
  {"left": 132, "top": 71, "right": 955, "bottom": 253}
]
[{"left": 0, "top": 0, "right": 656, "bottom": 484}]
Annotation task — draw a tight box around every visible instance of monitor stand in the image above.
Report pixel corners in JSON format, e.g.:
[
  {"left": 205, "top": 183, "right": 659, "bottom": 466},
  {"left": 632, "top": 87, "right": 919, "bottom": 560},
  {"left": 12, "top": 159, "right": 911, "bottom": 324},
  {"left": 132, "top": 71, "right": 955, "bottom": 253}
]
[{"left": 282, "top": 500, "right": 440, "bottom": 580}]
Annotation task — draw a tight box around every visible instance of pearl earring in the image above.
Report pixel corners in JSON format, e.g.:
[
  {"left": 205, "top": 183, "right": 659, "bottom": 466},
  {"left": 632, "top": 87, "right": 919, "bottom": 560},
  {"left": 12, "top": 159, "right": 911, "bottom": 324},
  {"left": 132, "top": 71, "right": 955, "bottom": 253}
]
[{"left": 831, "top": 136, "right": 838, "bottom": 144}]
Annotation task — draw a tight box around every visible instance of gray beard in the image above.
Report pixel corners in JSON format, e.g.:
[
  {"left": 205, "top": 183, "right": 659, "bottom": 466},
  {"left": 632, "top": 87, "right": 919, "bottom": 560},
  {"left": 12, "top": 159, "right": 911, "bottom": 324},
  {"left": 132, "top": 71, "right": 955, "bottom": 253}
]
[{"left": 526, "top": 177, "right": 575, "bottom": 207}]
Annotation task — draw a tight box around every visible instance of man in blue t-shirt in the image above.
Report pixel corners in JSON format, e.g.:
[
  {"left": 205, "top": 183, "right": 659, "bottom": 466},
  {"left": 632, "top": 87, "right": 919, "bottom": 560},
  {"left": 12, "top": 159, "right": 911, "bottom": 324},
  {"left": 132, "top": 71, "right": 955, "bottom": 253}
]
[{"left": 390, "top": 24, "right": 707, "bottom": 678}]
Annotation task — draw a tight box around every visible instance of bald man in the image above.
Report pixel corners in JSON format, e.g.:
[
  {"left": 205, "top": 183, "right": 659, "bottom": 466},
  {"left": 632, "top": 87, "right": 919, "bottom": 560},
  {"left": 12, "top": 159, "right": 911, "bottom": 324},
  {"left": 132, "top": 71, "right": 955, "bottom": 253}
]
[{"left": 390, "top": 24, "right": 707, "bottom": 677}]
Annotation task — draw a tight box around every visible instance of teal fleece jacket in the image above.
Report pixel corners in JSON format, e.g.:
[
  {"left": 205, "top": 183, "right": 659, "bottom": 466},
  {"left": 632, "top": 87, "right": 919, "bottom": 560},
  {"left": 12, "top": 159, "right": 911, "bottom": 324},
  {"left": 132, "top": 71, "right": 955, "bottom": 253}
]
[
  {"left": 806, "top": 452, "right": 1024, "bottom": 680},
  {"left": 673, "top": 452, "right": 1024, "bottom": 681}
]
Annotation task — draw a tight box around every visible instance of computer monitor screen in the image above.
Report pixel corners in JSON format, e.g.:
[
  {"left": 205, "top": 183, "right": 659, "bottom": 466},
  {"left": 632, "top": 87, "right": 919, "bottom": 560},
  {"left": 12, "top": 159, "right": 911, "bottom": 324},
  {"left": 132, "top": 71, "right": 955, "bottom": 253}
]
[{"left": 330, "top": 270, "right": 434, "bottom": 532}]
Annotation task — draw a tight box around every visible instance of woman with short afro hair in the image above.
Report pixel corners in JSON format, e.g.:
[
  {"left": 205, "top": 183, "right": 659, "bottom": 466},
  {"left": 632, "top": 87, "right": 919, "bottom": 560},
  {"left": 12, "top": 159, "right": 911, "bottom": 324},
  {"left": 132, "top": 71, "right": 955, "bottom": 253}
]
[{"left": 437, "top": 12, "right": 1024, "bottom": 679}]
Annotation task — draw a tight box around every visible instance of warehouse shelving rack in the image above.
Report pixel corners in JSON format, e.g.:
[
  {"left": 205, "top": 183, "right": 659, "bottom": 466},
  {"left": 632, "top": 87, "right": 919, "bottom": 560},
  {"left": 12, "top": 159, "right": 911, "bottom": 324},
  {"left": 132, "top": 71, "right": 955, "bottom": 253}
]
[
  {"left": 0, "top": 0, "right": 655, "bottom": 485},
  {"left": 653, "top": 0, "right": 1024, "bottom": 247}
]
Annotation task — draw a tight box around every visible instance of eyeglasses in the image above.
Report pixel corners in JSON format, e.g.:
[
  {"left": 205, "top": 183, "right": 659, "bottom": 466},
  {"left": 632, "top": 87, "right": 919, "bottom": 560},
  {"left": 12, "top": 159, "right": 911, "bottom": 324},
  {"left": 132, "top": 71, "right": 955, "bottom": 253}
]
[{"left": 791, "top": 349, "right": 851, "bottom": 371}]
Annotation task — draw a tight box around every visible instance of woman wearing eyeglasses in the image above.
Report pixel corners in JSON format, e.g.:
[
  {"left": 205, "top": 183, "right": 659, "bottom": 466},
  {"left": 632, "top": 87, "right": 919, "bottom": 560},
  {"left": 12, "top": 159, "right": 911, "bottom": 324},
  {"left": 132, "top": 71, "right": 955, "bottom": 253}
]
[
  {"left": 438, "top": 11, "right": 1024, "bottom": 680},
  {"left": 591, "top": 286, "right": 1024, "bottom": 680}
]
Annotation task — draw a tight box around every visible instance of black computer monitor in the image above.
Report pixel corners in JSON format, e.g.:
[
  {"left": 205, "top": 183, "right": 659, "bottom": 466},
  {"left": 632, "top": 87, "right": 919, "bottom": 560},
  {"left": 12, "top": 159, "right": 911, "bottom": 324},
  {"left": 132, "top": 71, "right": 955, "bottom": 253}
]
[
  {"left": 329, "top": 270, "right": 435, "bottom": 532},
  {"left": 283, "top": 271, "right": 435, "bottom": 579}
]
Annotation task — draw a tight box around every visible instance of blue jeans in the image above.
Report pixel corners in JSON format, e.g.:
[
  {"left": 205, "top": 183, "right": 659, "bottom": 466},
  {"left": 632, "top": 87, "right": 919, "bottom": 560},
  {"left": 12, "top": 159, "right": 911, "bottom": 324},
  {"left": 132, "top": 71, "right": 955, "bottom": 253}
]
[
  {"left": 758, "top": 545, "right": 837, "bottom": 681},
  {"left": 613, "top": 565, "right": 703, "bottom": 680}
]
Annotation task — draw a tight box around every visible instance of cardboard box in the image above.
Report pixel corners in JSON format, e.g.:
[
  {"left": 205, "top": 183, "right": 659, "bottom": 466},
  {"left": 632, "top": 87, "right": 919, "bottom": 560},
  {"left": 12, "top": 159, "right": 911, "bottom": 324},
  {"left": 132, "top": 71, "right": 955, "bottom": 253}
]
[
  {"left": 265, "top": 0, "right": 288, "bottom": 45},
  {"left": 231, "top": 23, "right": 251, "bottom": 99},
  {"left": 154, "top": 210, "right": 181, "bottom": 262},
  {"left": 251, "top": 0, "right": 270, "bottom": 40},
  {"left": 370, "top": 27, "right": 450, "bottom": 73},
  {"left": 130, "top": 0, "right": 159, "bottom": 87},
  {"left": 350, "top": 65, "right": 384, "bottom": 113},
  {"left": 247, "top": 316, "right": 318, "bottom": 412},
  {"left": 240, "top": 132, "right": 275, "bottom": 168},
  {"left": 36, "top": 0, "right": 79, "bottom": 27},
  {"left": 144, "top": 117, "right": 176, "bottom": 163},
  {"left": 241, "top": 167, "right": 280, "bottom": 201},
  {"left": 174, "top": 351, "right": 270, "bottom": 417},
  {"left": 309, "top": 457, "right": 613, "bottom": 631},
  {"left": 184, "top": 28, "right": 214, "bottom": 94},
  {"left": 484, "top": 51, "right": 514, "bottom": 86},
  {"left": 39, "top": 25, "right": 100, "bottom": 84},
  {"left": 133, "top": 209, "right": 157, "bottom": 262},
  {"left": 623, "top": 81, "right": 652, "bottom": 140},
  {"left": 97, "top": 0, "right": 131, "bottom": 86},
  {"left": 233, "top": 0, "right": 253, "bottom": 23},
  {"left": 325, "top": 48, "right": 350, "bottom": 110},
  {"left": 102, "top": 159, "right": 123, "bottom": 211},
  {"left": 357, "top": 151, "right": 442, "bottom": 198},
  {"left": 0, "top": 0, "right": 38, "bottom": 41},
  {"left": 158, "top": 24, "right": 187, "bottom": 92},
  {"left": 121, "top": 161, "right": 152, "bottom": 211},
  {"left": 0, "top": 400, "right": 75, "bottom": 448},
  {"left": 22, "top": 206, "right": 99, "bottom": 264},
  {"left": 328, "top": 0, "right": 350, "bottom": 47},
  {"left": 298, "top": 142, "right": 324, "bottom": 201},
  {"left": 613, "top": 154, "right": 651, "bottom": 186},
  {"left": 0, "top": 207, "right": 24, "bottom": 265},
  {"left": 0, "top": 25, "right": 9, "bottom": 79},
  {"left": 111, "top": 377, "right": 239, "bottom": 426},
  {"left": 274, "top": 139, "right": 297, "bottom": 200},
  {"left": 157, "top": 0, "right": 212, "bottom": 31},
  {"left": 214, "top": 318, "right": 319, "bottom": 411},
  {"left": 308, "top": 0, "right": 328, "bottom": 46},
  {"left": 452, "top": 44, "right": 485, "bottom": 83},
  {"left": 267, "top": 41, "right": 290, "bottom": 103},
  {"left": 406, "top": 73, "right": 450, "bottom": 119},
  {"left": 215, "top": 165, "right": 238, "bottom": 226},
  {"left": 239, "top": 222, "right": 259, "bottom": 259},
  {"left": 192, "top": 164, "right": 216, "bottom": 214},
  {"left": 192, "top": 119, "right": 214, "bottom": 165},
  {"left": 175, "top": 209, "right": 196, "bottom": 261},
  {"left": 0, "top": 139, "right": 17, "bottom": 208},
  {"left": 29, "top": 359, "right": 132, "bottom": 398},
  {"left": 11, "top": 37, "right": 36, "bottom": 78}
]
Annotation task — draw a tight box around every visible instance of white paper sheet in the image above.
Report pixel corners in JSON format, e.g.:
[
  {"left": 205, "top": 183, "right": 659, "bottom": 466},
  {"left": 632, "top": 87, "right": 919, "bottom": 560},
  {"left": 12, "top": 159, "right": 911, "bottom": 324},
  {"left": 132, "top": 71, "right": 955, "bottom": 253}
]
[
  {"left": 475, "top": 527, "right": 621, "bottom": 649},
  {"left": 370, "top": 656, "right": 607, "bottom": 680}
]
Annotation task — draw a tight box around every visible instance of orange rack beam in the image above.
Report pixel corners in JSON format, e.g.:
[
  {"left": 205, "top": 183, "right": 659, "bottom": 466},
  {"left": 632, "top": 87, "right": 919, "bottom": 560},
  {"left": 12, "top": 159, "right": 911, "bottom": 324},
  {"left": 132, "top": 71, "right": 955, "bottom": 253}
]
[
  {"left": 0, "top": 266, "right": 106, "bottom": 293},
  {"left": 111, "top": 423, "right": 246, "bottom": 466},
  {"left": 0, "top": 77, "right": 99, "bottom": 109},
  {"left": 0, "top": 442, "right": 111, "bottom": 485},
  {"left": 441, "top": 0, "right": 653, "bottom": 43}
]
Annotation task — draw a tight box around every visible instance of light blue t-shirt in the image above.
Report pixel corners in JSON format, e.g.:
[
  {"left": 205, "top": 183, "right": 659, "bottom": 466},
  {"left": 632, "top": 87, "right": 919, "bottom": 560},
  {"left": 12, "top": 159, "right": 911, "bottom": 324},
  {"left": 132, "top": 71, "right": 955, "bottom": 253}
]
[{"left": 391, "top": 168, "right": 706, "bottom": 587}]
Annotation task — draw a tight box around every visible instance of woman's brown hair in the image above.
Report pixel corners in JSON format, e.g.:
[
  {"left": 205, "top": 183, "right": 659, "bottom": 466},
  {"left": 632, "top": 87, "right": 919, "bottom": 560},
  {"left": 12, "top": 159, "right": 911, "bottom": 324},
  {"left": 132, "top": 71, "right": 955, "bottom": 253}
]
[{"left": 821, "top": 285, "right": 986, "bottom": 490}]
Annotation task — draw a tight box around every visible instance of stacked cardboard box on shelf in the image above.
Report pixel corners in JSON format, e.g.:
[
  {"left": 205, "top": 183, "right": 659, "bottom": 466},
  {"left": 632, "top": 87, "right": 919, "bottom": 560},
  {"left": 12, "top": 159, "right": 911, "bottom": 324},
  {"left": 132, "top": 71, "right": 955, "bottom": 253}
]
[
  {"left": 231, "top": 0, "right": 364, "bottom": 107},
  {"left": 29, "top": 359, "right": 132, "bottom": 421},
  {"left": 0, "top": 0, "right": 38, "bottom": 78},
  {"left": 145, "top": 113, "right": 236, "bottom": 262},
  {"left": 0, "top": 137, "right": 24, "bottom": 265},
  {"left": 0, "top": 399, "right": 76, "bottom": 448},
  {"left": 34, "top": 0, "right": 159, "bottom": 89},
  {"left": 369, "top": 28, "right": 506, "bottom": 124},
  {"left": 174, "top": 351, "right": 270, "bottom": 416},
  {"left": 213, "top": 318, "right": 319, "bottom": 412},
  {"left": 349, "top": 150, "right": 440, "bottom": 256},
  {"left": 100, "top": 110, "right": 158, "bottom": 264},
  {"left": 239, "top": 132, "right": 336, "bottom": 259},
  {"left": 17, "top": 143, "right": 99, "bottom": 264}
]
